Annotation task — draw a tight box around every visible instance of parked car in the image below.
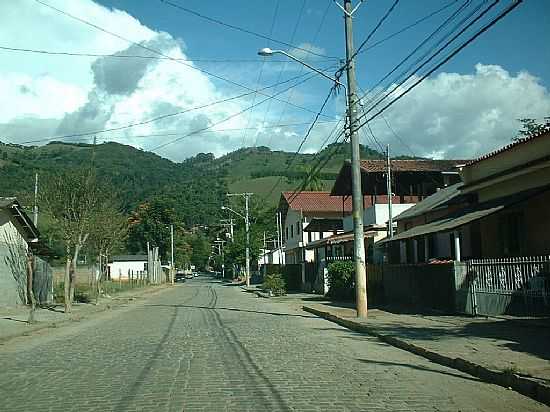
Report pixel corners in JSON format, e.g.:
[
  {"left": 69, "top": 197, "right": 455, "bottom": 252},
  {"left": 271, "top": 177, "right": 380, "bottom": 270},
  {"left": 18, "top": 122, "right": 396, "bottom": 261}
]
[
  {"left": 175, "top": 272, "right": 186, "bottom": 283},
  {"left": 193, "top": 272, "right": 199, "bottom": 278}
]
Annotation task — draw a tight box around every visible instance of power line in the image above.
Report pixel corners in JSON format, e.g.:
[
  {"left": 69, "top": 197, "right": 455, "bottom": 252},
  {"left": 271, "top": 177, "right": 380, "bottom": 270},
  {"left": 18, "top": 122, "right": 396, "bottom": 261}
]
[
  {"left": 266, "top": 0, "right": 333, "bottom": 148},
  {"left": 33, "top": 0, "right": 334, "bottom": 120},
  {"left": 16, "top": 67, "right": 325, "bottom": 144},
  {"left": 254, "top": 0, "right": 307, "bottom": 147},
  {"left": 355, "top": 0, "right": 502, "bottom": 126},
  {"left": 241, "top": 0, "right": 281, "bottom": 147},
  {"left": 260, "top": 85, "right": 341, "bottom": 203},
  {"left": 0, "top": 45, "right": 334, "bottom": 63},
  {"left": 149, "top": 70, "right": 327, "bottom": 152},
  {"left": 159, "top": 0, "right": 338, "bottom": 60},
  {"left": 354, "top": 0, "right": 523, "bottom": 132},
  {"left": 353, "top": 0, "right": 400, "bottom": 58},
  {"left": 358, "top": 0, "right": 461, "bottom": 54}
]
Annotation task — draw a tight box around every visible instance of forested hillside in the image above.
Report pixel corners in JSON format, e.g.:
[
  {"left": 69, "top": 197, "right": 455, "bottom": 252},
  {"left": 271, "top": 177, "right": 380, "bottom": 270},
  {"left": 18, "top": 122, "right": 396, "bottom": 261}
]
[{"left": 0, "top": 140, "right": 384, "bottom": 224}]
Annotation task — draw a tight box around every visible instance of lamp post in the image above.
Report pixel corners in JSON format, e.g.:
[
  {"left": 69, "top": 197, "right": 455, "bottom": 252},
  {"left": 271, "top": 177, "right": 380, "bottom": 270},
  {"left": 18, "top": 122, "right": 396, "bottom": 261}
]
[
  {"left": 222, "top": 205, "right": 250, "bottom": 286},
  {"left": 259, "top": 38, "right": 368, "bottom": 317}
]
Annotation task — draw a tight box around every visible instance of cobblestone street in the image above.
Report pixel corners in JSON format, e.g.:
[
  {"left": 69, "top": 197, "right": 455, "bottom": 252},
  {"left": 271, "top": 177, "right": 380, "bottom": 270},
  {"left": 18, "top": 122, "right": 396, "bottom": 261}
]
[{"left": 1, "top": 276, "right": 547, "bottom": 412}]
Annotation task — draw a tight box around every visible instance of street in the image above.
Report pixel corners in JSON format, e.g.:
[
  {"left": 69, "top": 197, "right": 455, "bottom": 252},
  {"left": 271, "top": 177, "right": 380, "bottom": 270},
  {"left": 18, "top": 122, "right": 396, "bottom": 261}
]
[{"left": 1, "top": 276, "right": 547, "bottom": 412}]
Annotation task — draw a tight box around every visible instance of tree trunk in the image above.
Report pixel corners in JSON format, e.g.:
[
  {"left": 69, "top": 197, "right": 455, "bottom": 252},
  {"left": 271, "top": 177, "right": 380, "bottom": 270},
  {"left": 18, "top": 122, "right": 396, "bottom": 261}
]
[
  {"left": 27, "top": 253, "right": 37, "bottom": 324},
  {"left": 64, "top": 254, "right": 71, "bottom": 313}
]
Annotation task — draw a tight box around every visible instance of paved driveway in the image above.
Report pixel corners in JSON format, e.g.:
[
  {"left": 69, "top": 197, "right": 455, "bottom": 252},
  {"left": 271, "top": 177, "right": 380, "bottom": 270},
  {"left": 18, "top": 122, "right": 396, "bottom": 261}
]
[{"left": 1, "top": 276, "right": 547, "bottom": 411}]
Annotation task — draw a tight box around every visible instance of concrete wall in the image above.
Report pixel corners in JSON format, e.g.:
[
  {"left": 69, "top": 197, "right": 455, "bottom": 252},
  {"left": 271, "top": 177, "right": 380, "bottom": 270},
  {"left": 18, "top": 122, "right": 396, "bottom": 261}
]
[
  {"left": 0, "top": 209, "right": 29, "bottom": 306},
  {"left": 108, "top": 261, "right": 147, "bottom": 280},
  {"left": 343, "top": 203, "right": 415, "bottom": 232}
]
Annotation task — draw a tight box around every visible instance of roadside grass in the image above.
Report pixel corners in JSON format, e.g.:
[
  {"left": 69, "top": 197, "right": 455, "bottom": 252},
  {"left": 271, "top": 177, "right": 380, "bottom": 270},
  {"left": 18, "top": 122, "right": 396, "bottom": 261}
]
[{"left": 53, "top": 280, "right": 148, "bottom": 304}]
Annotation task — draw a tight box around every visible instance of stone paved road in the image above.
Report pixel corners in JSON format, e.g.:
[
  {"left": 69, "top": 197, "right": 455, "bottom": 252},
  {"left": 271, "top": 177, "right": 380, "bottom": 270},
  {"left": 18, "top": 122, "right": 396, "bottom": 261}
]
[{"left": 1, "top": 276, "right": 548, "bottom": 412}]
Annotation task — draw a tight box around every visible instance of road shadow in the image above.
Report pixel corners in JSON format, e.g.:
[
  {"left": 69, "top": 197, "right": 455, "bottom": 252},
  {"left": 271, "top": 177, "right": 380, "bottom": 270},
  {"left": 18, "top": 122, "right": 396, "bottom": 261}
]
[
  {"left": 1, "top": 316, "right": 28, "bottom": 324},
  {"left": 357, "top": 358, "right": 480, "bottom": 383},
  {"left": 145, "top": 303, "right": 318, "bottom": 319}
]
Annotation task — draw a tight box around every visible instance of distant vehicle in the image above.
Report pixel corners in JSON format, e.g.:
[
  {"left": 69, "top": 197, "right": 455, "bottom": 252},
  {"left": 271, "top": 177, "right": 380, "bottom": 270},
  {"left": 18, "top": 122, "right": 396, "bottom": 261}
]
[
  {"left": 175, "top": 272, "right": 186, "bottom": 283},
  {"left": 193, "top": 272, "right": 199, "bottom": 277},
  {"left": 185, "top": 273, "right": 193, "bottom": 279}
]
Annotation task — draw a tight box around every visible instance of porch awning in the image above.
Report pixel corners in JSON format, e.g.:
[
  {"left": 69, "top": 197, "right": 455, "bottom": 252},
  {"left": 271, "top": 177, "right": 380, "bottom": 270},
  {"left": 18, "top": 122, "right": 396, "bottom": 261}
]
[
  {"left": 303, "top": 218, "right": 343, "bottom": 232},
  {"left": 379, "top": 185, "right": 550, "bottom": 244},
  {"left": 305, "top": 226, "right": 384, "bottom": 250}
]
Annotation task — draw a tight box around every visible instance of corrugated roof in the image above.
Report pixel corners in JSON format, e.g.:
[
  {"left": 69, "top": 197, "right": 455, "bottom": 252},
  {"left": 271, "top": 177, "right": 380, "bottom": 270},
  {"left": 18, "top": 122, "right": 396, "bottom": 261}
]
[
  {"left": 465, "top": 129, "right": 550, "bottom": 167},
  {"left": 0, "top": 197, "right": 17, "bottom": 208},
  {"left": 282, "top": 191, "right": 352, "bottom": 213},
  {"left": 394, "top": 183, "right": 463, "bottom": 221},
  {"left": 360, "top": 159, "right": 467, "bottom": 173},
  {"left": 380, "top": 185, "right": 550, "bottom": 244}
]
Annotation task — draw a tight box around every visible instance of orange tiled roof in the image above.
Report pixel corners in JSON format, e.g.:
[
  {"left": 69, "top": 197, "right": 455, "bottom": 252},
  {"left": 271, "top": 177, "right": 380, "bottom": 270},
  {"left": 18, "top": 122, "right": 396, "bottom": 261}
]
[
  {"left": 282, "top": 191, "right": 352, "bottom": 213},
  {"left": 360, "top": 159, "right": 467, "bottom": 173}
]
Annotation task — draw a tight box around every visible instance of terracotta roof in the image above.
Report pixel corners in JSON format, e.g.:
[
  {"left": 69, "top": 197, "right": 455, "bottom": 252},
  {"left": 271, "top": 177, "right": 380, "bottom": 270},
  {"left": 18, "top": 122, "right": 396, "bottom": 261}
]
[
  {"left": 360, "top": 159, "right": 467, "bottom": 173},
  {"left": 282, "top": 191, "right": 352, "bottom": 213},
  {"left": 465, "top": 129, "right": 550, "bottom": 167}
]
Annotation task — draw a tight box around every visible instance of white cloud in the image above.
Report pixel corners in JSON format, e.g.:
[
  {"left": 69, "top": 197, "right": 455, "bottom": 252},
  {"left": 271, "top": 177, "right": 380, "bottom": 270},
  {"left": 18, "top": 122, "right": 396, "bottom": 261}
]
[
  {"left": 366, "top": 64, "right": 550, "bottom": 159},
  {"left": 1, "top": 1, "right": 549, "bottom": 163}
]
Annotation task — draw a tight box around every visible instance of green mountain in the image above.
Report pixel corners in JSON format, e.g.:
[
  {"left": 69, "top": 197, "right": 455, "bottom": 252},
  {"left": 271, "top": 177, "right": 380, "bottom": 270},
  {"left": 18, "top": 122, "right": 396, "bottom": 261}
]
[{"left": 0, "top": 140, "right": 384, "bottom": 224}]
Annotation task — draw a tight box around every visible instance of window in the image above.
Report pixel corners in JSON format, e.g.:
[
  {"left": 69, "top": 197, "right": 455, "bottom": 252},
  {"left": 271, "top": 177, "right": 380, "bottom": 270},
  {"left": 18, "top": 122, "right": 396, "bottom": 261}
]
[
  {"left": 296, "top": 222, "right": 300, "bottom": 235},
  {"left": 499, "top": 212, "right": 524, "bottom": 256},
  {"left": 291, "top": 225, "right": 294, "bottom": 238},
  {"left": 286, "top": 227, "right": 288, "bottom": 240},
  {"left": 308, "top": 232, "right": 312, "bottom": 242}
]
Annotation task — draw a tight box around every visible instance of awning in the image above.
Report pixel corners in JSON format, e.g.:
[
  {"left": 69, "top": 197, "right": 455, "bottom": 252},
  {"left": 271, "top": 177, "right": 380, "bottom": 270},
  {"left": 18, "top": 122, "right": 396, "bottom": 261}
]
[
  {"left": 306, "top": 225, "right": 385, "bottom": 249},
  {"left": 379, "top": 185, "right": 550, "bottom": 244},
  {"left": 303, "top": 218, "right": 343, "bottom": 232}
]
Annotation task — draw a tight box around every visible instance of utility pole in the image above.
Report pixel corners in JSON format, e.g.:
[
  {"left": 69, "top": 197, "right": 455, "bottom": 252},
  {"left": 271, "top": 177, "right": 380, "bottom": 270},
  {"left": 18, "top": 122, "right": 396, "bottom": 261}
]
[
  {"left": 244, "top": 194, "right": 250, "bottom": 287},
  {"left": 342, "top": 0, "right": 368, "bottom": 318},
  {"left": 33, "top": 172, "right": 38, "bottom": 226},
  {"left": 170, "top": 224, "right": 174, "bottom": 285},
  {"left": 386, "top": 144, "right": 393, "bottom": 239},
  {"left": 226, "top": 193, "right": 253, "bottom": 287}
]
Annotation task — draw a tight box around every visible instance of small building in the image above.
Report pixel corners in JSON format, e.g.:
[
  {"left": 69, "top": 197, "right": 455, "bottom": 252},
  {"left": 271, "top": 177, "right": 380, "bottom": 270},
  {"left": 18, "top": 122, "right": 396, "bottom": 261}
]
[
  {"left": 0, "top": 198, "right": 39, "bottom": 306},
  {"left": 383, "top": 130, "right": 550, "bottom": 263},
  {"left": 278, "top": 191, "right": 352, "bottom": 264},
  {"left": 108, "top": 255, "right": 147, "bottom": 280}
]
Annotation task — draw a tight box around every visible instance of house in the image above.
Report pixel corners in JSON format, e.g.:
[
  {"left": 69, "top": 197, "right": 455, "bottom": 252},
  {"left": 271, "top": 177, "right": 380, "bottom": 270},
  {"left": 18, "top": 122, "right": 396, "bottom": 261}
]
[
  {"left": 0, "top": 197, "right": 39, "bottom": 306},
  {"left": 277, "top": 191, "right": 352, "bottom": 264},
  {"left": 108, "top": 255, "right": 148, "bottom": 280},
  {"left": 383, "top": 130, "right": 550, "bottom": 263}
]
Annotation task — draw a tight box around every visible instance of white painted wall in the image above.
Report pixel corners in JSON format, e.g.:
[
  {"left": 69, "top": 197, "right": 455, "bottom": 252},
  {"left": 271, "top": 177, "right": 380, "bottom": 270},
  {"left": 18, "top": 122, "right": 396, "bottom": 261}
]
[
  {"left": 108, "top": 261, "right": 147, "bottom": 280},
  {"left": 343, "top": 203, "right": 416, "bottom": 233},
  {"left": 0, "top": 209, "right": 30, "bottom": 306},
  {"left": 283, "top": 209, "right": 341, "bottom": 263}
]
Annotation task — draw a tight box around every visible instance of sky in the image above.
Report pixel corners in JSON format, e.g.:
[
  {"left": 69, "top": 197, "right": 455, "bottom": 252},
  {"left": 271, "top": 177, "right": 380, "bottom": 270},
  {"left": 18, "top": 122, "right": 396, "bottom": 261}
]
[{"left": 1, "top": 0, "right": 549, "bottom": 162}]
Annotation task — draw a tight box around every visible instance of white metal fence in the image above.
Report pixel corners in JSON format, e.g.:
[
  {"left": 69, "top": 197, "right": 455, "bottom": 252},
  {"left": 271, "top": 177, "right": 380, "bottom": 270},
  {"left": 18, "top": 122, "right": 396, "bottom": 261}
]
[{"left": 467, "top": 256, "right": 550, "bottom": 295}]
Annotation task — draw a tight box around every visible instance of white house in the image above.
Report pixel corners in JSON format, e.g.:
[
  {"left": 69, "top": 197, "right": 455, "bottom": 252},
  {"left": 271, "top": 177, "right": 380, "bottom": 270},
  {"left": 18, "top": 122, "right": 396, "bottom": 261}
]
[
  {"left": 108, "top": 255, "right": 147, "bottom": 280},
  {"left": 0, "top": 198, "right": 39, "bottom": 306},
  {"left": 278, "top": 191, "right": 352, "bottom": 264}
]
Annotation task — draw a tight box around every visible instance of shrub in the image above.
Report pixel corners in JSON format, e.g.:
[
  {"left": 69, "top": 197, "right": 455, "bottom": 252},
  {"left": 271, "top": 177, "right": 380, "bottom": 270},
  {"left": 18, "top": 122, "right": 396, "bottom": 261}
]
[
  {"left": 262, "top": 273, "right": 286, "bottom": 296},
  {"left": 327, "top": 260, "right": 355, "bottom": 300}
]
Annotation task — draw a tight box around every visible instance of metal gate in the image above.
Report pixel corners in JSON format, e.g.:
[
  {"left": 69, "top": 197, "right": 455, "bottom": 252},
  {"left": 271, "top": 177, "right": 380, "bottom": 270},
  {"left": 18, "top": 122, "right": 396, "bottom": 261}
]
[{"left": 466, "top": 256, "right": 550, "bottom": 316}]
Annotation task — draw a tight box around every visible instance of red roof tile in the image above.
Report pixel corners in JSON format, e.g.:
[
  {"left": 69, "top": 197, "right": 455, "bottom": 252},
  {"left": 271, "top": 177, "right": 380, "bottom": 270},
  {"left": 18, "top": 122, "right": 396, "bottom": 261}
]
[
  {"left": 282, "top": 191, "right": 352, "bottom": 213},
  {"left": 465, "top": 129, "right": 550, "bottom": 167},
  {"left": 360, "top": 159, "right": 468, "bottom": 173}
]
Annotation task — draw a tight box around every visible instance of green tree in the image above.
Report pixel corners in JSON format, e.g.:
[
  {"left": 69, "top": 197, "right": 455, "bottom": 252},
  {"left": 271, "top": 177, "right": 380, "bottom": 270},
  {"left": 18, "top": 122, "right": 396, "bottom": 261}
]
[
  {"left": 127, "top": 198, "right": 175, "bottom": 261},
  {"left": 189, "top": 233, "right": 210, "bottom": 270},
  {"left": 514, "top": 117, "right": 550, "bottom": 141},
  {"left": 40, "top": 168, "right": 101, "bottom": 313}
]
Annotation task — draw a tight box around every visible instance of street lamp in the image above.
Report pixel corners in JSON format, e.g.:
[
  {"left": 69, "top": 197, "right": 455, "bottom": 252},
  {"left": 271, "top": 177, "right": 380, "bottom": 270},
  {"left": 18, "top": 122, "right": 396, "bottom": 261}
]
[
  {"left": 258, "top": 41, "right": 368, "bottom": 318},
  {"left": 221, "top": 204, "right": 250, "bottom": 287},
  {"left": 258, "top": 48, "right": 345, "bottom": 89}
]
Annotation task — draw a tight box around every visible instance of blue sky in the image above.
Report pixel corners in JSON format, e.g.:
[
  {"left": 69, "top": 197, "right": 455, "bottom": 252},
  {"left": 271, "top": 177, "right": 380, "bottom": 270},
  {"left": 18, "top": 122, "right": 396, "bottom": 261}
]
[{"left": 1, "top": 0, "right": 549, "bottom": 161}]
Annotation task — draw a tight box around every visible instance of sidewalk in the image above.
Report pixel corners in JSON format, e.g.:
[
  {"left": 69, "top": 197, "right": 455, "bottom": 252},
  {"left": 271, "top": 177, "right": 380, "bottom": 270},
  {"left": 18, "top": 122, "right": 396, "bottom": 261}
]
[
  {"left": 255, "top": 291, "right": 550, "bottom": 406},
  {"left": 0, "top": 284, "right": 170, "bottom": 343}
]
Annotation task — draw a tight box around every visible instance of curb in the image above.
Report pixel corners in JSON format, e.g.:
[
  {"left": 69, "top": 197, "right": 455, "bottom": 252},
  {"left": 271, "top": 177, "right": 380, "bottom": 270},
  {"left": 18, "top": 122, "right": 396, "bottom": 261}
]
[
  {"left": 303, "top": 305, "right": 550, "bottom": 407},
  {"left": 0, "top": 285, "right": 172, "bottom": 345}
]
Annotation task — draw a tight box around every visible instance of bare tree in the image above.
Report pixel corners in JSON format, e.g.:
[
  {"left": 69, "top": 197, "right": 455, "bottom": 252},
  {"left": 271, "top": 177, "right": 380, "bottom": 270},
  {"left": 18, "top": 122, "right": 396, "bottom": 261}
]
[
  {"left": 40, "top": 169, "right": 100, "bottom": 313},
  {"left": 88, "top": 198, "right": 128, "bottom": 302}
]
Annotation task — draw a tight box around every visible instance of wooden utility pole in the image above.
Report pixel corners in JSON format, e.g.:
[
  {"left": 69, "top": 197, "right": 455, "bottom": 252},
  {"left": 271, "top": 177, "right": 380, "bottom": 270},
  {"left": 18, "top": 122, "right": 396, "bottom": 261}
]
[
  {"left": 342, "top": 0, "right": 368, "bottom": 317},
  {"left": 387, "top": 144, "right": 393, "bottom": 239}
]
